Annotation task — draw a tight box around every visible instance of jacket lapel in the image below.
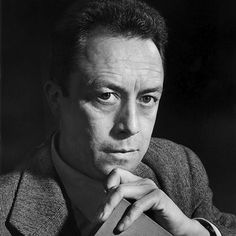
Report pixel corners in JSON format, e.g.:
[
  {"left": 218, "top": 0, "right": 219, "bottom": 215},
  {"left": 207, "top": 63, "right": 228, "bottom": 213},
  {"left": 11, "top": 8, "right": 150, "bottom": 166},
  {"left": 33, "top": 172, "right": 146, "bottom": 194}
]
[{"left": 6, "top": 141, "right": 74, "bottom": 236}]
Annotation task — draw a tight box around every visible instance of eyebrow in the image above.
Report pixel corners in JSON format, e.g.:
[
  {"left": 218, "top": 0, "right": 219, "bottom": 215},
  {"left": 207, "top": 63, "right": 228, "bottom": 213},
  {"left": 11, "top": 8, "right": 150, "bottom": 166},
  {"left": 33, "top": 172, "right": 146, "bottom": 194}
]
[
  {"left": 139, "top": 87, "right": 163, "bottom": 94},
  {"left": 88, "top": 79, "right": 163, "bottom": 94}
]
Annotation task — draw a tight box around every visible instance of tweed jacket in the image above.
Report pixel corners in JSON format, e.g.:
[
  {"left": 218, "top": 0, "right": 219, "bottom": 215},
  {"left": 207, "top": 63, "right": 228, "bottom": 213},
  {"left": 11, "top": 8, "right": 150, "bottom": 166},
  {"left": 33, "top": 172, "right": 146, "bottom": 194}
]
[{"left": 1, "top": 137, "right": 236, "bottom": 236}]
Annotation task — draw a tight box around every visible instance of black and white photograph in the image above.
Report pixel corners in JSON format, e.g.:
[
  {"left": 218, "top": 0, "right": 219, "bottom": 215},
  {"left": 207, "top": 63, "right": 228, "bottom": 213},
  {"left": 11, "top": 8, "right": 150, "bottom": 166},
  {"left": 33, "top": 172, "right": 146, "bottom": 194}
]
[{"left": 1, "top": 0, "right": 236, "bottom": 235}]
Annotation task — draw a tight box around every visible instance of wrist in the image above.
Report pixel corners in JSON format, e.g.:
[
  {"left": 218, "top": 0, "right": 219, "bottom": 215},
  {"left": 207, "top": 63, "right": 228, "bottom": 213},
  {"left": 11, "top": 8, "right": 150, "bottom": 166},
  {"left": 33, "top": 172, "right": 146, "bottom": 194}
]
[{"left": 178, "top": 218, "right": 210, "bottom": 236}]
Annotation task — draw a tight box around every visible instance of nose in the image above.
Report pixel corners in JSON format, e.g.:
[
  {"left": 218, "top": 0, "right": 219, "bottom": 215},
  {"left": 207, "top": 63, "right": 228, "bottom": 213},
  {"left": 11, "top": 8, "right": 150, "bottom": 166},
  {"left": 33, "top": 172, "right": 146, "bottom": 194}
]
[{"left": 113, "top": 100, "right": 140, "bottom": 138}]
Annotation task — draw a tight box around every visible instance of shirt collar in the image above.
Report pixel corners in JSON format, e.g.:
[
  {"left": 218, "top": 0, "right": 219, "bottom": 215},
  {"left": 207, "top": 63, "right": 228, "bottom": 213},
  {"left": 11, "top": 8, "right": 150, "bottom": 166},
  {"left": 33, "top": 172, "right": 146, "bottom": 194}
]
[{"left": 51, "top": 133, "right": 106, "bottom": 223}]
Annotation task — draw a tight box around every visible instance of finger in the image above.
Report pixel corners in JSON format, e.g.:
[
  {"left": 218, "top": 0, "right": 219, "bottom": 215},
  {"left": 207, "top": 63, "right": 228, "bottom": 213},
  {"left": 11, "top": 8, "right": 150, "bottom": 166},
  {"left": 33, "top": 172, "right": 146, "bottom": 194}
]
[
  {"left": 106, "top": 168, "right": 142, "bottom": 190},
  {"left": 116, "top": 189, "right": 163, "bottom": 232},
  {"left": 99, "top": 181, "right": 157, "bottom": 221}
]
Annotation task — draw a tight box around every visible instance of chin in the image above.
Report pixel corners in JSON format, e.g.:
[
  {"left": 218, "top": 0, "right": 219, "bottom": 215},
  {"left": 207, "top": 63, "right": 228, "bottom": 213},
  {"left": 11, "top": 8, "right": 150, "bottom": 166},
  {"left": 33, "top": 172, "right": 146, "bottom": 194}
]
[{"left": 95, "top": 160, "right": 140, "bottom": 177}]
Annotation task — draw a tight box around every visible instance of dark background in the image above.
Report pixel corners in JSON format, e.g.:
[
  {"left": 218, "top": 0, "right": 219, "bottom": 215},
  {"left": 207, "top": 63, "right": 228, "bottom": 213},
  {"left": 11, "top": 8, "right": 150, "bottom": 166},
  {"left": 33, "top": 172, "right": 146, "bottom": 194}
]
[{"left": 2, "top": 0, "right": 236, "bottom": 213}]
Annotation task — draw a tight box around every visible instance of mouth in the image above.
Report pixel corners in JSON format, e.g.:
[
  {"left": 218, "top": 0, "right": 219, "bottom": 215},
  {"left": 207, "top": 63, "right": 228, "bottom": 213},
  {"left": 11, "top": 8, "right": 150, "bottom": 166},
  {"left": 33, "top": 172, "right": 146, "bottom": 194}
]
[
  {"left": 103, "top": 149, "right": 138, "bottom": 154},
  {"left": 102, "top": 149, "right": 139, "bottom": 163}
]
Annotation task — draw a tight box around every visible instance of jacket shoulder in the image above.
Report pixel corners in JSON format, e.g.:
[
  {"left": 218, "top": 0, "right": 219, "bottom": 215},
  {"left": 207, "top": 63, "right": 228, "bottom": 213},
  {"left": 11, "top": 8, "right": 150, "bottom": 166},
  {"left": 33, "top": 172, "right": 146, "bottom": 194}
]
[
  {"left": 144, "top": 137, "right": 209, "bottom": 217},
  {"left": 146, "top": 137, "right": 189, "bottom": 165},
  {"left": 149, "top": 137, "right": 184, "bottom": 154},
  {"left": 147, "top": 137, "right": 206, "bottom": 174},
  {"left": 0, "top": 139, "right": 53, "bottom": 221}
]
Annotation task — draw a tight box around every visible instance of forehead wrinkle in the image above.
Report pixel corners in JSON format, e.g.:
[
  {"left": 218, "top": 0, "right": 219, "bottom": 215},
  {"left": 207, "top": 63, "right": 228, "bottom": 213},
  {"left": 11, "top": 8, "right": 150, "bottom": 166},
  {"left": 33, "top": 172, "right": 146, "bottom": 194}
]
[
  {"left": 78, "top": 57, "right": 163, "bottom": 89},
  {"left": 97, "top": 65, "right": 162, "bottom": 79},
  {"left": 91, "top": 60, "right": 163, "bottom": 77},
  {"left": 86, "top": 60, "right": 163, "bottom": 89}
]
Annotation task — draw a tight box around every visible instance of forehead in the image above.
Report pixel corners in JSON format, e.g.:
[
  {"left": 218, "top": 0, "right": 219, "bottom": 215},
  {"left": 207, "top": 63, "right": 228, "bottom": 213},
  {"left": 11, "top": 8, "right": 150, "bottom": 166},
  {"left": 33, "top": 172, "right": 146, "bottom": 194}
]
[
  {"left": 69, "top": 34, "right": 163, "bottom": 93},
  {"left": 83, "top": 34, "right": 162, "bottom": 70}
]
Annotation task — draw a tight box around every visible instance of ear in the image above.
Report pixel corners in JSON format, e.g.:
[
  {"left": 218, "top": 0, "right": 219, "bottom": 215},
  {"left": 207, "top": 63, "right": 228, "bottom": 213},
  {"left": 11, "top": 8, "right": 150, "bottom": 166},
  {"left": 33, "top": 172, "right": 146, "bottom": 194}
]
[{"left": 44, "top": 80, "right": 64, "bottom": 117}]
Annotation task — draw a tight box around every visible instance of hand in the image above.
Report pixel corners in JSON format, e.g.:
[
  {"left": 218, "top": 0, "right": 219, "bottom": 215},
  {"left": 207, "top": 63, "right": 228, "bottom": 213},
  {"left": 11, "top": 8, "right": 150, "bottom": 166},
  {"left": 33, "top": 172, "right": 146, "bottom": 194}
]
[{"left": 97, "top": 168, "right": 210, "bottom": 236}]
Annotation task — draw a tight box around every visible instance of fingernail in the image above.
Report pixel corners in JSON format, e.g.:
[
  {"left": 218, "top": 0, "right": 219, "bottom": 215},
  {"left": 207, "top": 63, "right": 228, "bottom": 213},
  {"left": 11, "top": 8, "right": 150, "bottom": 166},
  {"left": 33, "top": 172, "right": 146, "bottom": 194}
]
[
  {"left": 97, "top": 210, "right": 104, "bottom": 220},
  {"left": 107, "top": 185, "right": 118, "bottom": 193},
  {"left": 117, "top": 223, "right": 125, "bottom": 232}
]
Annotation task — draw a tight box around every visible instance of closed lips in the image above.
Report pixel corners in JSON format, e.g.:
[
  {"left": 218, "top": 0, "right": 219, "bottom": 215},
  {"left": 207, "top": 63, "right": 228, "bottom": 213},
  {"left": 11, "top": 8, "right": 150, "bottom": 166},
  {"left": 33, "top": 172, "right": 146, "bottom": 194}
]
[{"left": 104, "top": 149, "right": 138, "bottom": 153}]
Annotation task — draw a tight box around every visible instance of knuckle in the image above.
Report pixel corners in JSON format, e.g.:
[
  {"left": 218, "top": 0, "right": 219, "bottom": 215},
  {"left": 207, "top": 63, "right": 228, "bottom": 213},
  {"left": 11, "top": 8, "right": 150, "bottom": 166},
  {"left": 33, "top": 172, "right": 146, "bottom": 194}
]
[
  {"left": 115, "top": 186, "right": 124, "bottom": 198},
  {"left": 132, "top": 202, "right": 142, "bottom": 212},
  {"left": 152, "top": 189, "right": 166, "bottom": 204},
  {"left": 126, "top": 202, "right": 142, "bottom": 220},
  {"left": 153, "top": 189, "right": 167, "bottom": 209},
  {"left": 111, "top": 168, "right": 122, "bottom": 176},
  {"left": 152, "top": 188, "right": 162, "bottom": 198},
  {"left": 106, "top": 194, "right": 114, "bottom": 206},
  {"left": 143, "top": 178, "right": 155, "bottom": 186},
  {"left": 111, "top": 168, "right": 119, "bottom": 175}
]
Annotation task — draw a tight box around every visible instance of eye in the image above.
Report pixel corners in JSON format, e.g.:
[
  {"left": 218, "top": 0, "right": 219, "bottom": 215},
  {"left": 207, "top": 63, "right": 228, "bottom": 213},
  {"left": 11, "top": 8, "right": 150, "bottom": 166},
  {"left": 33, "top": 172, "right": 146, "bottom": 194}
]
[
  {"left": 99, "top": 92, "right": 112, "bottom": 100},
  {"left": 140, "top": 96, "right": 152, "bottom": 103},
  {"left": 97, "top": 92, "right": 118, "bottom": 105},
  {"left": 139, "top": 95, "right": 157, "bottom": 105}
]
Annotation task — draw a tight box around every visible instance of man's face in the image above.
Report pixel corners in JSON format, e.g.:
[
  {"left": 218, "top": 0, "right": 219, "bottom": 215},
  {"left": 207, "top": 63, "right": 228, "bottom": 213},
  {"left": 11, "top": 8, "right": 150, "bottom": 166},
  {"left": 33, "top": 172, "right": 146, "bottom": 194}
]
[{"left": 58, "top": 35, "right": 164, "bottom": 180}]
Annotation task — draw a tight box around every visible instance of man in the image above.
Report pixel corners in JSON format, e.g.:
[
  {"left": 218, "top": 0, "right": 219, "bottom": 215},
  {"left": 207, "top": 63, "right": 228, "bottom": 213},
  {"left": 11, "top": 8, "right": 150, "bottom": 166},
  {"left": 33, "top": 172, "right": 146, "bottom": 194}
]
[{"left": 1, "top": 0, "right": 236, "bottom": 235}]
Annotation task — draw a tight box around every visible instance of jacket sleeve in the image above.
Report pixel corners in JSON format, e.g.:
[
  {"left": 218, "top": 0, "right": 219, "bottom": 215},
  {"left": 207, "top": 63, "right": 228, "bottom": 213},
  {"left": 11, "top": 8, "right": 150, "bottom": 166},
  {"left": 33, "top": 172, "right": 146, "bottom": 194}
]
[{"left": 183, "top": 146, "right": 236, "bottom": 236}]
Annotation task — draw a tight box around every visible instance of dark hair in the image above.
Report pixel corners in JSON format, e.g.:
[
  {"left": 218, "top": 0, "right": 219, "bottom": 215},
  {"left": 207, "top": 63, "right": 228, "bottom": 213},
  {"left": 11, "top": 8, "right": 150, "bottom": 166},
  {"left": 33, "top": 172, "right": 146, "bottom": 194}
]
[{"left": 51, "top": 0, "right": 168, "bottom": 96}]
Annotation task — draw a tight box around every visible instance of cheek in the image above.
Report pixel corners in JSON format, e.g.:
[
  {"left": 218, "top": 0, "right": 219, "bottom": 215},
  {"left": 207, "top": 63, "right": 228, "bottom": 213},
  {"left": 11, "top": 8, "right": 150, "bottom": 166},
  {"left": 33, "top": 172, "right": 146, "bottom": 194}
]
[
  {"left": 138, "top": 110, "right": 157, "bottom": 148},
  {"left": 141, "top": 110, "right": 157, "bottom": 134},
  {"left": 81, "top": 105, "right": 114, "bottom": 142},
  {"left": 60, "top": 104, "right": 88, "bottom": 137},
  {"left": 89, "top": 119, "right": 112, "bottom": 146}
]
